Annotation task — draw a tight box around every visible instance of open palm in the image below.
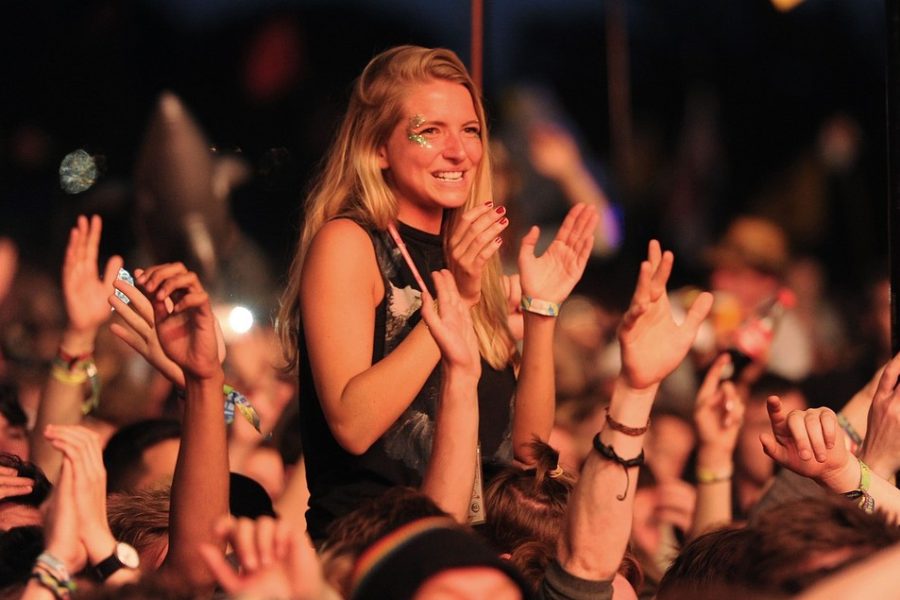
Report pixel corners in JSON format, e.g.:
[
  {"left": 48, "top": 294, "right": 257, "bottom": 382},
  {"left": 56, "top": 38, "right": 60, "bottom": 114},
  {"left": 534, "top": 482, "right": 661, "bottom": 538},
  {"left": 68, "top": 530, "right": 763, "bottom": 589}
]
[
  {"left": 62, "top": 215, "right": 123, "bottom": 333},
  {"left": 518, "top": 203, "right": 598, "bottom": 304},
  {"left": 618, "top": 240, "right": 713, "bottom": 390}
]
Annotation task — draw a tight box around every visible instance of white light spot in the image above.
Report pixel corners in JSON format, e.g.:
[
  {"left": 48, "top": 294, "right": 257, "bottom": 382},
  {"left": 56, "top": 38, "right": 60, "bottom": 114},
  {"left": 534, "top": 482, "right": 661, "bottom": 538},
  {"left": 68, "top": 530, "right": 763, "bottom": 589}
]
[{"left": 228, "top": 306, "right": 254, "bottom": 335}]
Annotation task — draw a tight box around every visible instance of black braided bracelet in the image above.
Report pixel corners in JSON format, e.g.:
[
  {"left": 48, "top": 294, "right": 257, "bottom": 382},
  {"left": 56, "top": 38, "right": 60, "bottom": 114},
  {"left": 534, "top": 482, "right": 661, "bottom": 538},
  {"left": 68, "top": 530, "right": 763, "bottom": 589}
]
[{"left": 592, "top": 433, "right": 645, "bottom": 501}]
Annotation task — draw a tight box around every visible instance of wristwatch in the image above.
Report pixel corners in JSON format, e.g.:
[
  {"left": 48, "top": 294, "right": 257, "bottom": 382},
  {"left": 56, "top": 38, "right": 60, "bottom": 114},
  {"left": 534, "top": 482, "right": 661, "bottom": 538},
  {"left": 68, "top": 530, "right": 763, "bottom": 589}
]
[{"left": 93, "top": 542, "right": 140, "bottom": 581}]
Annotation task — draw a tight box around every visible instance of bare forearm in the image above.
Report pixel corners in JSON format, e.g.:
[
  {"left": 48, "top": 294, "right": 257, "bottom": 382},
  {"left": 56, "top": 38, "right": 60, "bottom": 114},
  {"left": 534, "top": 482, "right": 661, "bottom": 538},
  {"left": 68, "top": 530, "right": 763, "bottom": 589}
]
[
  {"left": 690, "top": 446, "right": 734, "bottom": 538},
  {"left": 421, "top": 368, "right": 480, "bottom": 522},
  {"left": 165, "top": 374, "right": 229, "bottom": 588},
  {"left": 559, "top": 379, "right": 657, "bottom": 579},
  {"left": 512, "top": 314, "right": 556, "bottom": 463},
  {"left": 31, "top": 329, "right": 95, "bottom": 483},
  {"left": 328, "top": 322, "right": 442, "bottom": 454}
]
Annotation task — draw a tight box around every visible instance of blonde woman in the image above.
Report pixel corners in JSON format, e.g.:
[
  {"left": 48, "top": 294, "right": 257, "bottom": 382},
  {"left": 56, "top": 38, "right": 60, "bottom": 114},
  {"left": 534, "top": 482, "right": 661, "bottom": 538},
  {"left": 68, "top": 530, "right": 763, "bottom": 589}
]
[{"left": 277, "top": 45, "right": 597, "bottom": 539}]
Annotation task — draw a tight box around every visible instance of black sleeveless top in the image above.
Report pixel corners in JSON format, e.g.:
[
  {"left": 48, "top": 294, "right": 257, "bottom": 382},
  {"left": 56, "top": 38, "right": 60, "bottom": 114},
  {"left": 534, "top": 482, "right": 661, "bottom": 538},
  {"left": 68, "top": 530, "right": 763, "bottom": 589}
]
[{"left": 299, "top": 220, "right": 516, "bottom": 540}]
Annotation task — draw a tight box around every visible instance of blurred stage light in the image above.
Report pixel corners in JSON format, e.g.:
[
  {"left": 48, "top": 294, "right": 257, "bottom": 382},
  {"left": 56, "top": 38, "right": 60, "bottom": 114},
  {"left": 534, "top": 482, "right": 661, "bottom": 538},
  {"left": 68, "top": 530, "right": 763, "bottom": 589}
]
[
  {"left": 771, "top": 0, "right": 805, "bottom": 12},
  {"left": 228, "top": 305, "right": 254, "bottom": 335}
]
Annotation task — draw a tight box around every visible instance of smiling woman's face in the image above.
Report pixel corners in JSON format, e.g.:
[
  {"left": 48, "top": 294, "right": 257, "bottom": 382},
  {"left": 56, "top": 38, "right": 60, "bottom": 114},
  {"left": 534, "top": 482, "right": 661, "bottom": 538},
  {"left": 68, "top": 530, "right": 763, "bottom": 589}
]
[{"left": 378, "top": 79, "right": 483, "bottom": 230}]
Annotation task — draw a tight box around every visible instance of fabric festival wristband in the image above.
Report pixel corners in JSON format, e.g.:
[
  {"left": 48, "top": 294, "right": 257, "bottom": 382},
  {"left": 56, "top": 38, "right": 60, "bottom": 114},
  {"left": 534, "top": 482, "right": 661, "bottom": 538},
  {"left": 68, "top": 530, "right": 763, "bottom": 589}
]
[
  {"left": 520, "top": 296, "right": 560, "bottom": 317},
  {"left": 842, "top": 458, "right": 875, "bottom": 514}
]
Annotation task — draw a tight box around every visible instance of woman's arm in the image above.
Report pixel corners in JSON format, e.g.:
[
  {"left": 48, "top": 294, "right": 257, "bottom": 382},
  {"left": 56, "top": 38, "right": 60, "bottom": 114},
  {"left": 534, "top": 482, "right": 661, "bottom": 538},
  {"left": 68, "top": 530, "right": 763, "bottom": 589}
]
[
  {"left": 512, "top": 204, "right": 598, "bottom": 463},
  {"left": 418, "top": 270, "right": 482, "bottom": 522},
  {"left": 300, "top": 219, "right": 442, "bottom": 455}
]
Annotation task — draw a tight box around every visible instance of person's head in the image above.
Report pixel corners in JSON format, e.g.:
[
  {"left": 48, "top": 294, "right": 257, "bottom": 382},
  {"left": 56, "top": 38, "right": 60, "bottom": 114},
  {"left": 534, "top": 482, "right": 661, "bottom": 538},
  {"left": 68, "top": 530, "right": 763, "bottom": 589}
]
[
  {"left": 483, "top": 440, "right": 641, "bottom": 591},
  {"left": 0, "top": 526, "right": 43, "bottom": 590},
  {"left": 103, "top": 419, "right": 182, "bottom": 493},
  {"left": 0, "top": 454, "right": 51, "bottom": 530},
  {"left": 748, "top": 496, "right": 900, "bottom": 594},
  {"left": 707, "top": 216, "right": 788, "bottom": 314},
  {"left": 106, "top": 487, "right": 172, "bottom": 571},
  {"left": 657, "top": 526, "right": 761, "bottom": 599},
  {"left": 0, "top": 387, "right": 28, "bottom": 460},
  {"left": 349, "top": 517, "right": 533, "bottom": 600},
  {"left": 279, "top": 45, "right": 513, "bottom": 371},
  {"left": 321, "top": 486, "right": 448, "bottom": 596}
]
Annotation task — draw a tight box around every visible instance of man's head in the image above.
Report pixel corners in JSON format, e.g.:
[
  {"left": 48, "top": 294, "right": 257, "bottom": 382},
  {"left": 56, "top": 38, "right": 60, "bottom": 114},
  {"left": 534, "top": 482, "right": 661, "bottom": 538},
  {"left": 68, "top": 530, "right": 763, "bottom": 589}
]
[{"left": 103, "top": 419, "right": 182, "bottom": 493}]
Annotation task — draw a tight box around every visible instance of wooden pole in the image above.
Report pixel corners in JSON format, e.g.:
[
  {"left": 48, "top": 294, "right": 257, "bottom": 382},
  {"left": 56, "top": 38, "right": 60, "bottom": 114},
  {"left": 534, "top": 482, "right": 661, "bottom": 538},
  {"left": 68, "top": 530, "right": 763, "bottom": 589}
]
[
  {"left": 606, "top": 0, "right": 633, "bottom": 190},
  {"left": 470, "top": 0, "right": 484, "bottom": 91},
  {"left": 889, "top": 0, "right": 900, "bottom": 355}
]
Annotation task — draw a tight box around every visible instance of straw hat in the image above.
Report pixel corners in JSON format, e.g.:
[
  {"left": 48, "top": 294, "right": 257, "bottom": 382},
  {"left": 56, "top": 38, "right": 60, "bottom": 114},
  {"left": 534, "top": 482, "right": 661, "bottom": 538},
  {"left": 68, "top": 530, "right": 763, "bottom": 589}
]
[{"left": 706, "top": 216, "right": 789, "bottom": 277}]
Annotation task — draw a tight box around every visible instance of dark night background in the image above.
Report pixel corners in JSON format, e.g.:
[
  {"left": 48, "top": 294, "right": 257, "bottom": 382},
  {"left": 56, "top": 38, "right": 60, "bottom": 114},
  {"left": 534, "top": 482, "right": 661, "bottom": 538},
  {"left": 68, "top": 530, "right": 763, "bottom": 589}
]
[{"left": 0, "top": 0, "right": 889, "bottom": 309}]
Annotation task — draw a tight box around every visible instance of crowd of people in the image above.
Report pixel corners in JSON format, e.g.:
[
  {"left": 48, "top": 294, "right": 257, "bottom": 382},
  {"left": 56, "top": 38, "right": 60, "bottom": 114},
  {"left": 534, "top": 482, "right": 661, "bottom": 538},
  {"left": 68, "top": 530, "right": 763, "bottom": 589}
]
[{"left": 1, "top": 44, "right": 899, "bottom": 599}]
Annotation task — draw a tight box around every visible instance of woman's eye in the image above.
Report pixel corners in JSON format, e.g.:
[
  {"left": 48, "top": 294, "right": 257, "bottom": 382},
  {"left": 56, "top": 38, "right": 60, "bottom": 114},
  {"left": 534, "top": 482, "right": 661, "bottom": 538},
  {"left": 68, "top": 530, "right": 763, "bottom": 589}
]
[
  {"left": 464, "top": 127, "right": 481, "bottom": 136},
  {"left": 420, "top": 127, "right": 440, "bottom": 135}
]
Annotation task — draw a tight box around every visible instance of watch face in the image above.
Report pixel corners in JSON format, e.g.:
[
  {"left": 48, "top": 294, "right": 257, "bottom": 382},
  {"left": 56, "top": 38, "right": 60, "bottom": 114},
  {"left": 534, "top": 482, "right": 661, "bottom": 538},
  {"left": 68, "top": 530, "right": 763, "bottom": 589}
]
[{"left": 116, "top": 543, "right": 140, "bottom": 569}]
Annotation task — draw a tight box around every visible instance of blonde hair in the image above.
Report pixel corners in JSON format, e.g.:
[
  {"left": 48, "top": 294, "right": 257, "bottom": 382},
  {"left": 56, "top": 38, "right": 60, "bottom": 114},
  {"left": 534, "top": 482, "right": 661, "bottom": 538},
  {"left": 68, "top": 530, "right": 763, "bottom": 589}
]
[{"left": 277, "top": 45, "right": 515, "bottom": 371}]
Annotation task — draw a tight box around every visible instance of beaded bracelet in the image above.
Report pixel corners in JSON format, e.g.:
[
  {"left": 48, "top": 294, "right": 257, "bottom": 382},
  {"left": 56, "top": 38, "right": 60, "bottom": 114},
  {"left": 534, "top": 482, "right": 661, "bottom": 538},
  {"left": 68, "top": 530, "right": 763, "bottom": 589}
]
[
  {"left": 520, "top": 296, "right": 560, "bottom": 317},
  {"left": 842, "top": 457, "right": 875, "bottom": 514},
  {"left": 592, "top": 433, "right": 645, "bottom": 501}
]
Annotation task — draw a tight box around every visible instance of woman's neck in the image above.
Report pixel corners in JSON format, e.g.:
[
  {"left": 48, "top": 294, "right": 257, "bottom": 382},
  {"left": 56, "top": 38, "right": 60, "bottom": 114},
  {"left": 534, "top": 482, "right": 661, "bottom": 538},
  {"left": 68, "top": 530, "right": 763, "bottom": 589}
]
[{"left": 396, "top": 203, "right": 443, "bottom": 234}]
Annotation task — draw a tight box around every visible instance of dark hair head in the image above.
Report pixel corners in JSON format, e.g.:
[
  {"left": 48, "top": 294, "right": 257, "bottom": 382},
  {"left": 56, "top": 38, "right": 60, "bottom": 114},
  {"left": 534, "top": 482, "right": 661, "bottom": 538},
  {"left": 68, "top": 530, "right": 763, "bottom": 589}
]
[
  {"left": 658, "top": 526, "right": 760, "bottom": 598},
  {"left": 0, "top": 526, "right": 44, "bottom": 588},
  {"left": 103, "top": 419, "right": 181, "bottom": 493},
  {"left": 0, "top": 387, "right": 25, "bottom": 429},
  {"left": 0, "top": 454, "right": 51, "bottom": 507}
]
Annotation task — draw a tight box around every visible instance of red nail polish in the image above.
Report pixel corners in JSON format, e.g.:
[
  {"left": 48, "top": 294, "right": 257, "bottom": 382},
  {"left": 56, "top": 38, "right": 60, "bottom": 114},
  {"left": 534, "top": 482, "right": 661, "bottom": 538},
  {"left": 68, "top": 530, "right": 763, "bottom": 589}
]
[
  {"left": 495, "top": 206, "right": 506, "bottom": 215},
  {"left": 500, "top": 217, "right": 508, "bottom": 225},
  {"left": 485, "top": 201, "right": 493, "bottom": 207},
  {"left": 495, "top": 236, "right": 503, "bottom": 244}
]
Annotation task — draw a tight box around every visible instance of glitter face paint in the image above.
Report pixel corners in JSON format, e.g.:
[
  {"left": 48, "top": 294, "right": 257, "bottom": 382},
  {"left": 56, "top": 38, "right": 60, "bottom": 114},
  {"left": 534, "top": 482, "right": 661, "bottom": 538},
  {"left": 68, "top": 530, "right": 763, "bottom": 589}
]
[{"left": 407, "top": 114, "right": 431, "bottom": 148}]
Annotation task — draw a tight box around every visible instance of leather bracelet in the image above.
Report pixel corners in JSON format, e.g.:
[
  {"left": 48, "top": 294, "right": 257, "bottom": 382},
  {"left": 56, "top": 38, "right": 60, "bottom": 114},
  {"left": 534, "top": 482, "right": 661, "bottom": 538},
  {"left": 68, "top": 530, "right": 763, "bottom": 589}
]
[
  {"left": 592, "top": 433, "right": 644, "bottom": 500},
  {"left": 605, "top": 408, "right": 650, "bottom": 436}
]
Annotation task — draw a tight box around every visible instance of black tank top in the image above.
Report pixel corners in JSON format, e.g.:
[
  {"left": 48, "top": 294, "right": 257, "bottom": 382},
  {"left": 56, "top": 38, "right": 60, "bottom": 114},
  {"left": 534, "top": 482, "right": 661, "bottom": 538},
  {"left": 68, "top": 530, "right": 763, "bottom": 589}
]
[{"left": 299, "top": 219, "right": 516, "bottom": 540}]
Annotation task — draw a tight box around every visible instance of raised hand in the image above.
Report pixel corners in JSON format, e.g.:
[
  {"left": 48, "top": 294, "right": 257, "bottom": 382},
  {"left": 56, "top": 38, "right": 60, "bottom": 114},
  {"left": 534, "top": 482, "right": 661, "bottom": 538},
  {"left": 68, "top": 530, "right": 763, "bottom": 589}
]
[
  {"left": 694, "top": 354, "right": 745, "bottom": 454},
  {"left": 421, "top": 269, "right": 481, "bottom": 378},
  {"left": 136, "top": 263, "right": 221, "bottom": 381},
  {"left": 199, "top": 516, "right": 325, "bottom": 600},
  {"left": 43, "top": 424, "right": 133, "bottom": 576},
  {"left": 860, "top": 352, "right": 900, "bottom": 479},
  {"left": 42, "top": 452, "right": 87, "bottom": 577},
  {"left": 518, "top": 203, "right": 597, "bottom": 305},
  {"left": 109, "top": 268, "right": 186, "bottom": 387},
  {"left": 618, "top": 240, "right": 713, "bottom": 390},
  {"left": 61, "top": 215, "right": 123, "bottom": 343},
  {"left": 447, "top": 203, "right": 509, "bottom": 306},
  {"left": 760, "top": 397, "right": 850, "bottom": 488}
]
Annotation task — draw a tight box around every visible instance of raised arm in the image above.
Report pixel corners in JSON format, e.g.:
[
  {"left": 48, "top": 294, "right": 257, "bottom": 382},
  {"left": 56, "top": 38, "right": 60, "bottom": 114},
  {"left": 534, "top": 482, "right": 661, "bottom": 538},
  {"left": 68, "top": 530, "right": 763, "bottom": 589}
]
[
  {"left": 528, "top": 124, "right": 620, "bottom": 255},
  {"left": 690, "top": 353, "right": 745, "bottom": 538},
  {"left": 300, "top": 219, "right": 441, "bottom": 455},
  {"left": 858, "top": 352, "right": 900, "bottom": 480},
  {"left": 31, "top": 215, "right": 122, "bottom": 483},
  {"left": 418, "top": 269, "right": 481, "bottom": 522},
  {"left": 556, "top": 240, "right": 712, "bottom": 581},
  {"left": 513, "top": 203, "right": 598, "bottom": 463},
  {"left": 136, "top": 263, "right": 229, "bottom": 590}
]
